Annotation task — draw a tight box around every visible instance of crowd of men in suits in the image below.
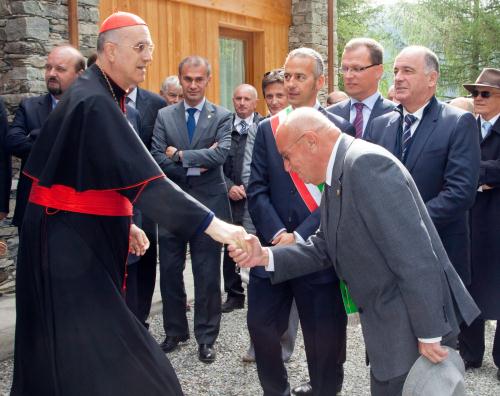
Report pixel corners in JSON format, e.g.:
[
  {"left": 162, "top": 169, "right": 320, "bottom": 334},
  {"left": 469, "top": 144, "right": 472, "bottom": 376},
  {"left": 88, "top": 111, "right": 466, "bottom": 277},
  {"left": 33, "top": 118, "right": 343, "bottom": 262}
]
[{"left": 0, "top": 34, "right": 499, "bottom": 396}]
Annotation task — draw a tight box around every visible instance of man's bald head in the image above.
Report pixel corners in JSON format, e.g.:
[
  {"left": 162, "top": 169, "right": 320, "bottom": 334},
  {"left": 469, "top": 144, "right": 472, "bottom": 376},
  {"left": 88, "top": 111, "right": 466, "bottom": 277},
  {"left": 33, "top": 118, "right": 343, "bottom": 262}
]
[
  {"left": 232, "top": 83, "right": 258, "bottom": 119},
  {"left": 449, "top": 97, "right": 474, "bottom": 113},
  {"left": 276, "top": 107, "right": 341, "bottom": 184},
  {"left": 45, "top": 45, "right": 85, "bottom": 98}
]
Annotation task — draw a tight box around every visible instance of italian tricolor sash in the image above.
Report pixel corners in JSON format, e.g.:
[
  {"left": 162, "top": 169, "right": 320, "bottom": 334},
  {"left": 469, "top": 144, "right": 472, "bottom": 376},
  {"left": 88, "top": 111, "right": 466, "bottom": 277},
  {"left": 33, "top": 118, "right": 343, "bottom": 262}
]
[
  {"left": 270, "top": 106, "right": 324, "bottom": 213},
  {"left": 270, "top": 106, "right": 358, "bottom": 315}
]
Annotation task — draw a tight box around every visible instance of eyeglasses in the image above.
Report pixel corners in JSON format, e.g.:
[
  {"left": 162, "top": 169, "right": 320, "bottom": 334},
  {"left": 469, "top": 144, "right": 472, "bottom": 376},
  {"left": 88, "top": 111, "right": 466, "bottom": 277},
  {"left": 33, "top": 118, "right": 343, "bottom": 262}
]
[
  {"left": 471, "top": 90, "right": 496, "bottom": 99},
  {"left": 109, "top": 42, "right": 155, "bottom": 54},
  {"left": 281, "top": 134, "right": 306, "bottom": 162},
  {"left": 339, "top": 64, "right": 380, "bottom": 75}
]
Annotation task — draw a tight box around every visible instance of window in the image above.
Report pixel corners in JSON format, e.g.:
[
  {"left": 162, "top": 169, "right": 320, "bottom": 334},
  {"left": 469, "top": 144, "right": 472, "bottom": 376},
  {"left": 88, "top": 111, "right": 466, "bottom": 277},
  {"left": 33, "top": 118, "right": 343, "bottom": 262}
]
[{"left": 219, "top": 36, "right": 246, "bottom": 111}]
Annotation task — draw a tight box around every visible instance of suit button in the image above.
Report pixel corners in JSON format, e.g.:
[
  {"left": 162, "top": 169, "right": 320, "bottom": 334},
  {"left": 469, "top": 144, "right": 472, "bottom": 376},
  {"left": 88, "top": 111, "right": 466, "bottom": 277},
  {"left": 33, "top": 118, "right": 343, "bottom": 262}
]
[{"left": 358, "top": 307, "right": 363, "bottom": 314}]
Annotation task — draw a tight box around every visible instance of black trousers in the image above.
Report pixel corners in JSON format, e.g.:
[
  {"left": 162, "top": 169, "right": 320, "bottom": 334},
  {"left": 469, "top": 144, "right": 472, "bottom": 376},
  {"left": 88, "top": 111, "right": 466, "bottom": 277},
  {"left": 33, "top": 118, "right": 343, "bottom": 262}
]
[
  {"left": 248, "top": 274, "right": 347, "bottom": 396},
  {"left": 459, "top": 317, "right": 500, "bottom": 367},
  {"left": 159, "top": 228, "right": 222, "bottom": 345},
  {"left": 222, "top": 245, "right": 245, "bottom": 301}
]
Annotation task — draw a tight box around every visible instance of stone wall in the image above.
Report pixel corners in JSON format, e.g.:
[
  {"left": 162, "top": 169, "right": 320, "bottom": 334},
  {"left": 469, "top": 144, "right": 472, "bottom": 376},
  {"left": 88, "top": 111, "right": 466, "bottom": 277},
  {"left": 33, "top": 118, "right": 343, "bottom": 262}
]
[
  {"left": 0, "top": 0, "right": 100, "bottom": 295},
  {"left": 289, "top": 0, "right": 333, "bottom": 103}
]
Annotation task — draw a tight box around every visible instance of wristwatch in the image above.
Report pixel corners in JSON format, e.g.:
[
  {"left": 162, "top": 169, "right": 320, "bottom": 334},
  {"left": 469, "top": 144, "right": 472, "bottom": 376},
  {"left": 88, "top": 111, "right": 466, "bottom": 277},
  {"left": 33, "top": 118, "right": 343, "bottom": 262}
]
[{"left": 172, "top": 150, "right": 181, "bottom": 163}]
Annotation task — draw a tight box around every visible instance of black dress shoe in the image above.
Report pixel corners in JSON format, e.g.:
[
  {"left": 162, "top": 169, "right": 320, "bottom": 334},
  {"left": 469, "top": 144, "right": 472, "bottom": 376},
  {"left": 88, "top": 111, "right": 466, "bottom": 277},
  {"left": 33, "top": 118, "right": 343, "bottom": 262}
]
[
  {"left": 463, "top": 359, "right": 482, "bottom": 370},
  {"left": 160, "top": 335, "right": 189, "bottom": 353},
  {"left": 198, "top": 344, "right": 216, "bottom": 363},
  {"left": 221, "top": 298, "right": 244, "bottom": 313},
  {"left": 292, "top": 382, "right": 313, "bottom": 396}
]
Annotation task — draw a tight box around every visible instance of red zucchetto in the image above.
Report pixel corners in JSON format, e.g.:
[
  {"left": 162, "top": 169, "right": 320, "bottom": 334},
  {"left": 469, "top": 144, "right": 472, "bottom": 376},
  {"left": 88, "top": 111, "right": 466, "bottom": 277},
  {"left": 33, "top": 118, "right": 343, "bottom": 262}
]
[{"left": 99, "top": 11, "right": 147, "bottom": 34}]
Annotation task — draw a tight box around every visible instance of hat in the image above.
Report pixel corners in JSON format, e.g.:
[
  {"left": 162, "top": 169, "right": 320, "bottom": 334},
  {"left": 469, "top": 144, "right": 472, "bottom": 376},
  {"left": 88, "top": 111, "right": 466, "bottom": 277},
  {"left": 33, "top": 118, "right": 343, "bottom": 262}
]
[
  {"left": 402, "top": 346, "right": 466, "bottom": 396},
  {"left": 463, "top": 68, "right": 500, "bottom": 92},
  {"left": 99, "top": 11, "right": 147, "bottom": 34}
]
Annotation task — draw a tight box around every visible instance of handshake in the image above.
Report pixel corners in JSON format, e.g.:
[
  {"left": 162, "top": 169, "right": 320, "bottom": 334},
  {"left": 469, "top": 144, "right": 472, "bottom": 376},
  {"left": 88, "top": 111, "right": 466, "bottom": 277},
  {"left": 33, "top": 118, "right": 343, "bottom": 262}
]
[{"left": 205, "top": 218, "right": 269, "bottom": 268}]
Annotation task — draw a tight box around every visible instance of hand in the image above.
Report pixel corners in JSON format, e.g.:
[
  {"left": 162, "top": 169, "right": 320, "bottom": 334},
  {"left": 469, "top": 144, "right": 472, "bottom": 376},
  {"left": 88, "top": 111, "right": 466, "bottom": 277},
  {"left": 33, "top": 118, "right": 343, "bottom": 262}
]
[
  {"left": 129, "top": 224, "right": 150, "bottom": 256},
  {"left": 228, "top": 185, "right": 246, "bottom": 201},
  {"left": 209, "top": 142, "right": 218, "bottom": 149},
  {"left": 204, "top": 217, "right": 248, "bottom": 247},
  {"left": 481, "top": 184, "right": 493, "bottom": 190},
  {"left": 272, "top": 232, "right": 295, "bottom": 246},
  {"left": 418, "top": 341, "right": 448, "bottom": 364},
  {"left": 0, "top": 212, "right": 7, "bottom": 221},
  {"left": 200, "top": 168, "right": 208, "bottom": 173},
  {"left": 228, "top": 234, "right": 268, "bottom": 268},
  {"left": 165, "top": 146, "right": 177, "bottom": 158},
  {"left": 0, "top": 239, "right": 7, "bottom": 257}
]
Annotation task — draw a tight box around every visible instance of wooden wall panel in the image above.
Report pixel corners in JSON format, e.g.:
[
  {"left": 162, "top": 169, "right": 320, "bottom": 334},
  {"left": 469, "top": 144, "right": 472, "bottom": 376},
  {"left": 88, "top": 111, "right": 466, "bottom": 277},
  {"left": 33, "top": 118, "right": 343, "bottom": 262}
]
[{"left": 99, "top": 0, "right": 291, "bottom": 113}]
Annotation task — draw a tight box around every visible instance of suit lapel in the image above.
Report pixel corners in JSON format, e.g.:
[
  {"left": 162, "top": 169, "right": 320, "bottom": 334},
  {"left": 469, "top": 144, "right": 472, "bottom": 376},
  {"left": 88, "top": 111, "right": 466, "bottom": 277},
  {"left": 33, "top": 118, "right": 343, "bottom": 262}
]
[
  {"left": 135, "top": 88, "right": 150, "bottom": 121},
  {"left": 325, "top": 134, "right": 355, "bottom": 274},
  {"left": 38, "top": 94, "right": 52, "bottom": 124},
  {"left": 404, "top": 99, "right": 440, "bottom": 172},
  {"left": 339, "top": 100, "right": 351, "bottom": 122},
  {"left": 191, "top": 101, "right": 216, "bottom": 147},
  {"left": 174, "top": 102, "right": 191, "bottom": 148}
]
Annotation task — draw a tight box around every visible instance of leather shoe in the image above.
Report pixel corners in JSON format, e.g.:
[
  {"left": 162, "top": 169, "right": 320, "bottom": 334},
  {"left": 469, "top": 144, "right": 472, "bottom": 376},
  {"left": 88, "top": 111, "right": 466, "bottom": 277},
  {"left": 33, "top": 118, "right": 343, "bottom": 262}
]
[
  {"left": 292, "top": 382, "right": 313, "bottom": 396},
  {"left": 198, "top": 344, "right": 216, "bottom": 363},
  {"left": 463, "top": 359, "right": 482, "bottom": 370},
  {"left": 160, "top": 335, "right": 189, "bottom": 353},
  {"left": 221, "top": 298, "right": 244, "bottom": 313}
]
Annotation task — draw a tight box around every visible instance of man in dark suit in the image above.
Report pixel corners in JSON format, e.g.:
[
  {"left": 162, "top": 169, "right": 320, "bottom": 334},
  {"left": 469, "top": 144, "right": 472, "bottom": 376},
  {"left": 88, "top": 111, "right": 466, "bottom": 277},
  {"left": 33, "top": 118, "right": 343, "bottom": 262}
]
[
  {"left": 247, "top": 48, "right": 354, "bottom": 396},
  {"left": 365, "top": 46, "right": 480, "bottom": 286},
  {"left": 327, "top": 38, "right": 394, "bottom": 138},
  {"left": 125, "top": 86, "right": 166, "bottom": 328},
  {"left": 5, "top": 45, "right": 85, "bottom": 231},
  {"left": 151, "top": 55, "right": 232, "bottom": 363},
  {"left": 0, "top": 98, "right": 10, "bottom": 223},
  {"left": 221, "top": 83, "right": 262, "bottom": 313},
  {"left": 459, "top": 68, "right": 500, "bottom": 381},
  {"left": 230, "top": 107, "right": 480, "bottom": 396}
]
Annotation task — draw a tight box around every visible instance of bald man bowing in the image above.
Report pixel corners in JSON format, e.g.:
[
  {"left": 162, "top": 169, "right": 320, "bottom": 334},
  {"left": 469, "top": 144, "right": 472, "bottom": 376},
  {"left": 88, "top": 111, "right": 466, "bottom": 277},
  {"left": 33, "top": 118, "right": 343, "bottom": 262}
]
[{"left": 230, "top": 108, "right": 479, "bottom": 396}]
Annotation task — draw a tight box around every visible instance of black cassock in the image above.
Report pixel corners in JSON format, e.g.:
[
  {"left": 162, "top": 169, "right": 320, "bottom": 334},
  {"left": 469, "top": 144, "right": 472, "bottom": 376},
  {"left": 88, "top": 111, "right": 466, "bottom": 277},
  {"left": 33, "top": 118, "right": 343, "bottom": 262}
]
[{"left": 11, "top": 65, "right": 211, "bottom": 396}]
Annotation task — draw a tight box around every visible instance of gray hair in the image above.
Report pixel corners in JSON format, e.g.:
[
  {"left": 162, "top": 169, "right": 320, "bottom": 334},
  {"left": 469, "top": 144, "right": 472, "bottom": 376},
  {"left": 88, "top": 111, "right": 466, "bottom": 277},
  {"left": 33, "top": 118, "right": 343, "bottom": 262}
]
[
  {"left": 96, "top": 30, "right": 120, "bottom": 54},
  {"left": 178, "top": 55, "right": 211, "bottom": 77},
  {"left": 233, "top": 84, "right": 258, "bottom": 99},
  {"left": 161, "top": 75, "right": 181, "bottom": 92},
  {"left": 344, "top": 38, "right": 384, "bottom": 65},
  {"left": 401, "top": 45, "right": 440, "bottom": 74},
  {"left": 285, "top": 47, "right": 324, "bottom": 78}
]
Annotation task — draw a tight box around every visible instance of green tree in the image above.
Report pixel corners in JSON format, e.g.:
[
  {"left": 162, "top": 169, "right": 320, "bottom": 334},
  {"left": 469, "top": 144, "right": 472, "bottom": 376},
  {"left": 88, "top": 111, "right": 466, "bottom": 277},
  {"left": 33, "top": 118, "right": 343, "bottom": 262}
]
[{"left": 386, "top": 0, "right": 500, "bottom": 98}]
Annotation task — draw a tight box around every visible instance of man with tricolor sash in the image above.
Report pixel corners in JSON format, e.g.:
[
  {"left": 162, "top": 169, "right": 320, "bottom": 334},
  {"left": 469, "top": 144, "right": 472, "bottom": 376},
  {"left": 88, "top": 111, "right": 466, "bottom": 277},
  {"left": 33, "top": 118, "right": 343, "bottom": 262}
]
[{"left": 246, "top": 47, "right": 355, "bottom": 396}]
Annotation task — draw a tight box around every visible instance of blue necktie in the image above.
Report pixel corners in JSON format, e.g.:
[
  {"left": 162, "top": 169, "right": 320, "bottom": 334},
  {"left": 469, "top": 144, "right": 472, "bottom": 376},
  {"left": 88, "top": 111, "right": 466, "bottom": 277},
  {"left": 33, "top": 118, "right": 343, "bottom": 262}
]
[
  {"left": 239, "top": 120, "right": 248, "bottom": 134},
  {"left": 401, "top": 114, "right": 417, "bottom": 162},
  {"left": 481, "top": 121, "right": 492, "bottom": 140},
  {"left": 186, "top": 108, "right": 197, "bottom": 143}
]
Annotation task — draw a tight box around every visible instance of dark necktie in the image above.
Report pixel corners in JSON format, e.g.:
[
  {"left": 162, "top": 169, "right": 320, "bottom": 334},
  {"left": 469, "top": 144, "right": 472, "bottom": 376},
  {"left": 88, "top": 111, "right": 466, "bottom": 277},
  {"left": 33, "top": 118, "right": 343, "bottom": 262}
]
[
  {"left": 239, "top": 120, "right": 248, "bottom": 134},
  {"left": 353, "top": 102, "right": 364, "bottom": 138},
  {"left": 401, "top": 114, "right": 417, "bottom": 161},
  {"left": 186, "top": 108, "right": 197, "bottom": 143}
]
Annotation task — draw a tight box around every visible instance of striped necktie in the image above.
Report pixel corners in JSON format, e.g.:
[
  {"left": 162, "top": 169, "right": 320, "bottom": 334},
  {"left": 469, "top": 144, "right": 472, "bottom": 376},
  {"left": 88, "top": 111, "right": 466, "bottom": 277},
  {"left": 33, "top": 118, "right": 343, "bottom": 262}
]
[
  {"left": 401, "top": 114, "right": 417, "bottom": 161},
  {"left": 239, "top": 120, "right": 248, "bottom": 134},
  {"left": 353, "top": 102, "right": 364, "bottom": 138}
]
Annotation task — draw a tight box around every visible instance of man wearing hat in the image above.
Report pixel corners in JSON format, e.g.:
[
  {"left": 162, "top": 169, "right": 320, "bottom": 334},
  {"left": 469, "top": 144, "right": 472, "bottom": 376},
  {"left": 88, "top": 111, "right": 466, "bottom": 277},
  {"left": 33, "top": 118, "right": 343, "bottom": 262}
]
[
  {"left": 459, "top": 68, "right": 500, "bottom": 382},
  {"left": 10, "top": 11, "right": 246, "bottom": 396}
]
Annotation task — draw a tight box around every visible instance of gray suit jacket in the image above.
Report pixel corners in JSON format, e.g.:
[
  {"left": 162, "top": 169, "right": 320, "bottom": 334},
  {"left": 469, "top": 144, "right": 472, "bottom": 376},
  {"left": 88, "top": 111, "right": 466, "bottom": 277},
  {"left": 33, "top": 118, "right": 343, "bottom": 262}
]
[
  {"left": 271, "top": 134, "right": 479, "bottom": 381},
  {"left": 151, "top": 100, "right": 232, "bottom": 220}
]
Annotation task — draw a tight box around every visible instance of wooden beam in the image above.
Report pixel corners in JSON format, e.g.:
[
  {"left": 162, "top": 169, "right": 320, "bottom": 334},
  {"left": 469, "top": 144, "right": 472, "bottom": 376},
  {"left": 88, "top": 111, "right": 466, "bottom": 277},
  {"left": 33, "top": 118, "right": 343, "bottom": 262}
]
[
  {"left": 68, "top": 0, "right": 79, "bottom": 48},
  {"left": 328, "top": 0, "right": 334, "bottom": 93}
]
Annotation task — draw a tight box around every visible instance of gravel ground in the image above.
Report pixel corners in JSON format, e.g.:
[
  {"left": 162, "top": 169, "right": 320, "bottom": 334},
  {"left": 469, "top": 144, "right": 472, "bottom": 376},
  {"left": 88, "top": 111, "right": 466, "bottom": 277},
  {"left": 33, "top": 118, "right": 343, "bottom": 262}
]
[{"left": 1, "top": 308, "right": 499, "bottom": 395}]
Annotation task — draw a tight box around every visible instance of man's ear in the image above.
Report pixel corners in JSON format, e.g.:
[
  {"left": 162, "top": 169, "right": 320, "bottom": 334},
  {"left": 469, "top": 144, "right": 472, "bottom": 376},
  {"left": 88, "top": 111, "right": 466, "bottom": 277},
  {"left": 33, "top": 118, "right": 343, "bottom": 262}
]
[
  {"left": 303, "top": 130, "right": 319, "bottom": 152},
  {"left": 104, "top": 42, "right": 117, "bottom": 63}
]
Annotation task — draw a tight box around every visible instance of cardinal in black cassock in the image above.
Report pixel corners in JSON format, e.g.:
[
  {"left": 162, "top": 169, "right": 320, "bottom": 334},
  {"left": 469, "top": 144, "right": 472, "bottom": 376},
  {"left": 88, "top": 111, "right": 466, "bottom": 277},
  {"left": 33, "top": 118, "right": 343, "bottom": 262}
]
[{"left": 10, "top": 12, "right": 218, "bottom": 396}]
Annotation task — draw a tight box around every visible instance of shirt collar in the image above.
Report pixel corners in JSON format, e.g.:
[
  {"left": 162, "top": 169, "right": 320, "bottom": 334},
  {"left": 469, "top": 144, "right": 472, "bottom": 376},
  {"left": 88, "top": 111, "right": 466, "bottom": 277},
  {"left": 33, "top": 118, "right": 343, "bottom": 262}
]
[
  {"left": 50, "top": 94, "right": 59, "bottom": 109},
  {"left": 234, "top": 113, "right": 254, "bottom": 127},
  {"left": 127, "top": 87, "right": 137, "bottom": 104},
  {"left": 403, "top": 100, "right": 429, "bottom": 121},
  {"left": 325, "top": 134, "right": 344, "bottom": 186},
  {"left": 481, "top": 113, "right": 499, "bottom": 127},
  {"left": 351, "top": 92, "right": 380, "bottom": 111},
  {"left": 184, "top": 98, "right": 206, "bottom": 112}
]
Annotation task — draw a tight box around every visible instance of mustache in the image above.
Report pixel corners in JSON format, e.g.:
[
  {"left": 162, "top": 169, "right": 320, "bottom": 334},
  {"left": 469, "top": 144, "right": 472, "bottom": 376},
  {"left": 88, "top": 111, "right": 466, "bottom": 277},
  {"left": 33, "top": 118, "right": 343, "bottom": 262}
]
[{"left": 47, "top": 77, "right": 60, "bottom": 84}]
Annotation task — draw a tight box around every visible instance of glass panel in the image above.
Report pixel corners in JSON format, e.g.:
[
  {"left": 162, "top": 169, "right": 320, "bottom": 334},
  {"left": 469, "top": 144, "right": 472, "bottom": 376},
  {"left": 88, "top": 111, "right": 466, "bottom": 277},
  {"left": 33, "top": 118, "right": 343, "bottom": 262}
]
[{"left": 219, "top": 37, "right": 245, "bottom": 112}]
